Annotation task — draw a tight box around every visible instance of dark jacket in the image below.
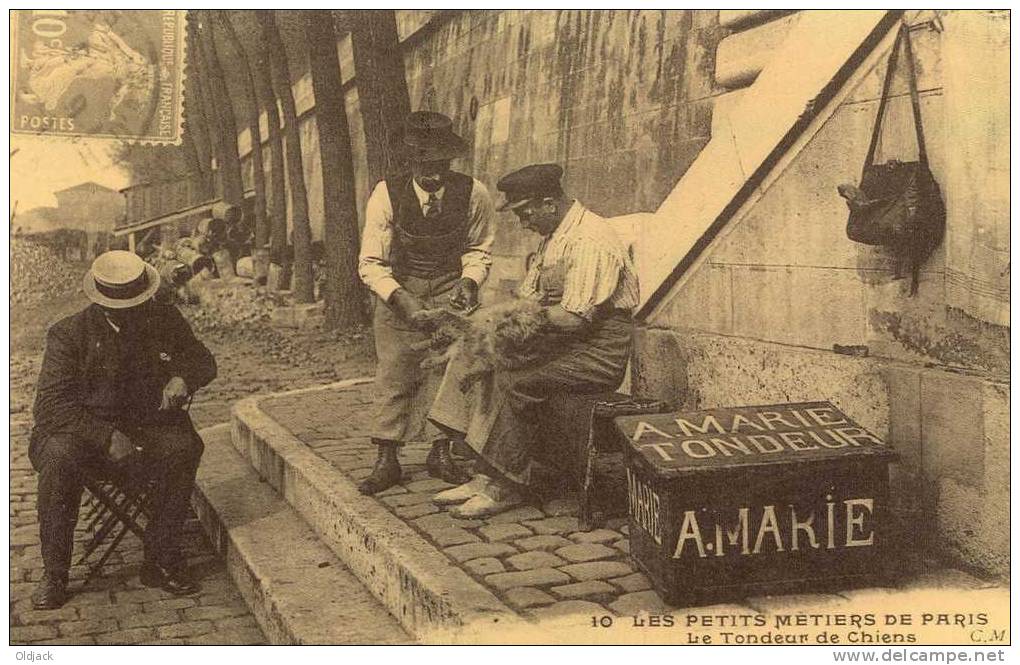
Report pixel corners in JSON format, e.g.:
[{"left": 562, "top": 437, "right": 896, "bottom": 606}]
[{"left": 31, "top": 302, "right": 217, "bottom": 451}]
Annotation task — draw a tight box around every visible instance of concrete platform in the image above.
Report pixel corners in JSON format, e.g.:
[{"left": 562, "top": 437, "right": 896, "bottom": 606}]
[
  {"left": 193, "top": 423, "right": 411, "bottom": 644},
  {"left": 203, "top": 379, "right": 1010, "bottom": 645}
]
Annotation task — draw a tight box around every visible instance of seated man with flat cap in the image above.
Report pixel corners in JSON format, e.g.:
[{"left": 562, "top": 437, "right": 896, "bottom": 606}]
[
  {"left": 357, "top": 111, "right": 496, "bottom": 495},
  {"left": 426, "top": 163, "right": 640, "bottom": 518},
  {"left": 30, "top": 251, "right": 217, "bottom": 609}
]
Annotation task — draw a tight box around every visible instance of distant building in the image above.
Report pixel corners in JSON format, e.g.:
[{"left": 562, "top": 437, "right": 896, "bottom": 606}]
[{"left": 52, "top": 182, "right": 125, "bottom": 233}]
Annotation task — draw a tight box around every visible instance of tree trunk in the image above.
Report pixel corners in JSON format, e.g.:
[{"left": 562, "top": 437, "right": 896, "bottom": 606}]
[
  {"left": 182, "top": 57, "right": 212, "bottom": 188},
  {"left": 307, "top": 10, "right": 368, "bottom": 328},
  {"left": 348, "top": 10, "right": 412, "bottom": 184},
  {"left": 186, "top": 14, "right": 221, "bottom": 198},
  {"left": 217, "top": 10, "right": 269, "bottom": 256},
  {"left": 196, "top": 10, "right": 244, "bottom": 206},
  {"left": 181, "top": 132, "right": 204, "bottom": 182},
  {"left": 259, "top": 11, "right": 314, "bottom": 303},
  {"left": 248, "top": 13, "right": 288, "bottom": 273}
]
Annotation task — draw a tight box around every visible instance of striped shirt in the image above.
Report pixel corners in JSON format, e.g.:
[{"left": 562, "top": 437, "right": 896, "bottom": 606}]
[{"left": 517, "top": 202, "right": 640, "bottom": 320}]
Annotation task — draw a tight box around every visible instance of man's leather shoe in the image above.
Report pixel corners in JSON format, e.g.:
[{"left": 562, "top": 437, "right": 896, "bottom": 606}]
[
  {"left": 358, "top": 444, "right": 402, "bottom": 495},
  {"left": 140, "top": 561, "right": 199, "bottom": 595},
  {"left": 426, "top": 441, "right": 471, "bottom": 485},
  {"left": 31, "top": 572, "right": 67, "bottom": 609}
]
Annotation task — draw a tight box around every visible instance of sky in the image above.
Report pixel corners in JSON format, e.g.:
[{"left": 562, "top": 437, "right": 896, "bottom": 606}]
[{"left": 10, "top": 135, "right": 131, "bottom": 212}]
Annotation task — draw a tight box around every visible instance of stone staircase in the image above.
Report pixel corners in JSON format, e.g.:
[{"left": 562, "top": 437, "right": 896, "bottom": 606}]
[
  {"left": 193, "top": 380, "right": 527, "bottom": 644},
  {"left": 193, "top": 378, "right": 1008, "bottom": 645},
  {"left": 193, "top": 421, "right": 411, "bottom": 644}
]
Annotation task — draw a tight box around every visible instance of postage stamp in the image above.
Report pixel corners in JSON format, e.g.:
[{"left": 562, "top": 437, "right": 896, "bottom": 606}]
[{"left": 10, "top": 10, "right": 186, "bottom": 144}]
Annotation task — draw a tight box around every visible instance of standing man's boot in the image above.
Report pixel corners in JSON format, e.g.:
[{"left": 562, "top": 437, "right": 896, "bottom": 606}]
[
  {"left": 426, "top": 440, "right": 471, "bottom": 485},
  {"left": 31, "top": 571, "right": 68, "bottom": 609},
  {"left": 358, "top": 440, "right": 402, "bottom": 495}
]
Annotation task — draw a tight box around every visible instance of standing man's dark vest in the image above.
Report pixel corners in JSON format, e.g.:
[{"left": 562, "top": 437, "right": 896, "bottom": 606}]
[{"left": 387, "top": 172, "right": 474, "bottom": 285}]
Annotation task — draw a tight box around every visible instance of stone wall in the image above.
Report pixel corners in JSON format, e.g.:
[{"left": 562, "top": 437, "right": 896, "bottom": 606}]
[
  {"left": 241, "top": 10, "right": 724, "bottom": 300},
  {"left": 637, "top": 11, "right": 1010, "bottom": 576},
  {"left": 401, "top": 9, "right": 722, "bottom": 298}
]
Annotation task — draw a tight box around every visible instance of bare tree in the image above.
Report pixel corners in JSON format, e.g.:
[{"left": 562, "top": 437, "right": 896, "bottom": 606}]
[
  {"left": 182, "top": 72, "right": 212, "bottom": 191},
  {"left": 186, "top": 15, "right": 219, "bottom": 197},
  {"left": 217, "top": 11, "right": 269, "bottom": 258},
  {"left": 258, "top": 10, "right": 314, "bottom": 303},
  {"left": 348, "top": 10, "right": 412, "bottom": 184},
  {"left": 195, "top": 10, "right": 244, "bottom": 206},
  {"left": 248, "top": 14, "right": 289, "bottom": 272},
  {"left": 307, "top": 10, "right": 367, "bottom": 328}
]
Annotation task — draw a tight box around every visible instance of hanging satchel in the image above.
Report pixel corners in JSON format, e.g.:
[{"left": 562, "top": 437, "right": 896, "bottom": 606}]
[{"left": 841, "top": 22, "right": 945, "bottom": 295}]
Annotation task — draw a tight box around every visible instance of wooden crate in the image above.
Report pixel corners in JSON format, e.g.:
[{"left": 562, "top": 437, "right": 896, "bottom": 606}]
[{"left": 614, "top": 401, "right": 899, "bottom": 607}]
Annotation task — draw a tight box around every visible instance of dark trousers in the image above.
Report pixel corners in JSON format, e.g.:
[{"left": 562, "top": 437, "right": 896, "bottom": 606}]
[{"left": 29, "top": 419, "right": 204, "bottom": 577}]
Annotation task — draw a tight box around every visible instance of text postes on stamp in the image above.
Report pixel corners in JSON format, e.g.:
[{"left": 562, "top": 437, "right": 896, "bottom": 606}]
[{"left": 11, "top": 10, "right": 186, "bottom": 144}]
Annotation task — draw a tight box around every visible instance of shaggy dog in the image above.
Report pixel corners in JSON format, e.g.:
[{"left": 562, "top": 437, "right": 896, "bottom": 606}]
[{"left": 412, "top": 299, "right": 550, "bottom": 392}]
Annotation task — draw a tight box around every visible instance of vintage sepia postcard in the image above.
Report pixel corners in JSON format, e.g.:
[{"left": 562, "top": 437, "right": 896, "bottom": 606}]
[{"left": 8, "top": 8, "right": 1011, "bottom": 656}]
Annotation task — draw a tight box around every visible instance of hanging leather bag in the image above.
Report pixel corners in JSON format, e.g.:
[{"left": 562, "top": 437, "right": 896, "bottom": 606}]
[{"left": 843, "top": 22, "right": 945, "bottom": 295}]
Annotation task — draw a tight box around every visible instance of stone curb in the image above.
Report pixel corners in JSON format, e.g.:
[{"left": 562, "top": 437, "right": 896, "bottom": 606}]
[
  {"left": 192, "top": 423, "right": 410, "bottom": 645},
  {"left": 229, "top": 379, "right": 524, "bottom": 643}
]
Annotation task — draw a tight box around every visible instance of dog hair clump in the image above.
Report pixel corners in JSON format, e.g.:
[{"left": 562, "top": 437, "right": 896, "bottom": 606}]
[{"left": 412, "top": 299, "right": 549, "bottom": 391}]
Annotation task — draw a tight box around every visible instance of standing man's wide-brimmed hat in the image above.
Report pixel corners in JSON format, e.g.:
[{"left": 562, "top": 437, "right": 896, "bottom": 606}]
[
  {"left": 402, "top": 111, "right": 469, "bottom": 162},
  {"left": 82, "top": 250, "right": 161, "bottom": 309}
]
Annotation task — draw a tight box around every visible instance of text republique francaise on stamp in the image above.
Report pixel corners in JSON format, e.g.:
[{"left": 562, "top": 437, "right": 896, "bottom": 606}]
[{"left": 11, "top": 10, "right": 186, "bottom": 144}]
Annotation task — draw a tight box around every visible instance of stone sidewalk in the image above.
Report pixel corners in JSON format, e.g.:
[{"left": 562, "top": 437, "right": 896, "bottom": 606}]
[
  {"left": 258, "top": 382, "right": 1006, "bottom": 622},
  {"left": 10, "top": 418, "right": 266, "bottom": 646}
]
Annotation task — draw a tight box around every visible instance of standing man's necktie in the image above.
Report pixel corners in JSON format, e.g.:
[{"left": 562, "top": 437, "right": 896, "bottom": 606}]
[{"left": 424, "top": 192, "right": 442, "bottom": 218}]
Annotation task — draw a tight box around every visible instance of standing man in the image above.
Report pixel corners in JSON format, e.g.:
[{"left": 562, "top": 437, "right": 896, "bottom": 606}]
[
  {"left": 357, "top": 111, "right": 496, "bottom": 495},
  {"left": 30, "top": 251, "right": 217, "bottom": 608},
  {"left": 427, "top": 163, "right": 639, "bottom": 518}
]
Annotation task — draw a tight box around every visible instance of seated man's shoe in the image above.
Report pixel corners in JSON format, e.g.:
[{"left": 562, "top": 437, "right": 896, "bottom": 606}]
[
  {"left": 426, "top": 441, "right": 471, "bottom": 485},
  {"left": 358, "top": 442, "right": 402, "bottom": 495},
  {"left": 433, "top": 475, "right": 490, "bottom": 506},
  {"left": 31, "top": 572, "right": 68, "bottom": 609},
  {"left": 140, "top": 561, "right": 199, "bottom": 596},
  {"left": 450, "top": 480, "right": 523, "bottom": 519}
]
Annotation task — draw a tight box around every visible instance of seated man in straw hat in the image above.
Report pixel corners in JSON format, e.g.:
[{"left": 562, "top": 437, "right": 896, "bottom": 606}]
[
  {"left": 357, "top": 111, "right": 496, "bottom": 495},
  {"left": 29, "top": 251, "right": 217, "bottom": 609}
]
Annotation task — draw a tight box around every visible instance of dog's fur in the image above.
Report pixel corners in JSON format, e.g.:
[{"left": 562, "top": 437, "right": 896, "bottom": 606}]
[{"left": 412, "top": 299, "right": 549, "bottom": 391}]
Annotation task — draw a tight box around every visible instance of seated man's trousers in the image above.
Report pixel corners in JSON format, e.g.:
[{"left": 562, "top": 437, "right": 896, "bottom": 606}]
[
  {"left": 428, "top": 312, "right": 632, "bottom": 486},
  {"left": 29, "top": 418, "right": 204, "bottom": 576}
]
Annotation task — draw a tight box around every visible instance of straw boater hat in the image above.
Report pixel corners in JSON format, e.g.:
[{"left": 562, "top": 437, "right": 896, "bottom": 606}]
[
  {"left": 82, "top": 250, "right": 161, "bottom": 309},
  {"left": 402, "top": 111, "right": 469, "bottom": 162}
]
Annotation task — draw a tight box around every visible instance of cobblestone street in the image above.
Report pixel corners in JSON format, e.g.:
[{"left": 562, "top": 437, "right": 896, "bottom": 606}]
[
  {"left": 9, "top": 291, "right": 375, "bottom": 645},
  {"left": 260, "top": 384, "right": 1007, "bottom": 622}
]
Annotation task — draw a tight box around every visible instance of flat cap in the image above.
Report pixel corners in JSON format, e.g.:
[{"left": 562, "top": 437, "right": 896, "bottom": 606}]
[{"left": 496, "top": 163, "right": 564, "bottom": 211}]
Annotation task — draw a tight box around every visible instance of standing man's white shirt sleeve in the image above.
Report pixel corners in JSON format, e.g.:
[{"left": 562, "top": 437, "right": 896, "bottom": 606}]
[{"left": 358, "top": 179, "right": 496, "bottom": 303}]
